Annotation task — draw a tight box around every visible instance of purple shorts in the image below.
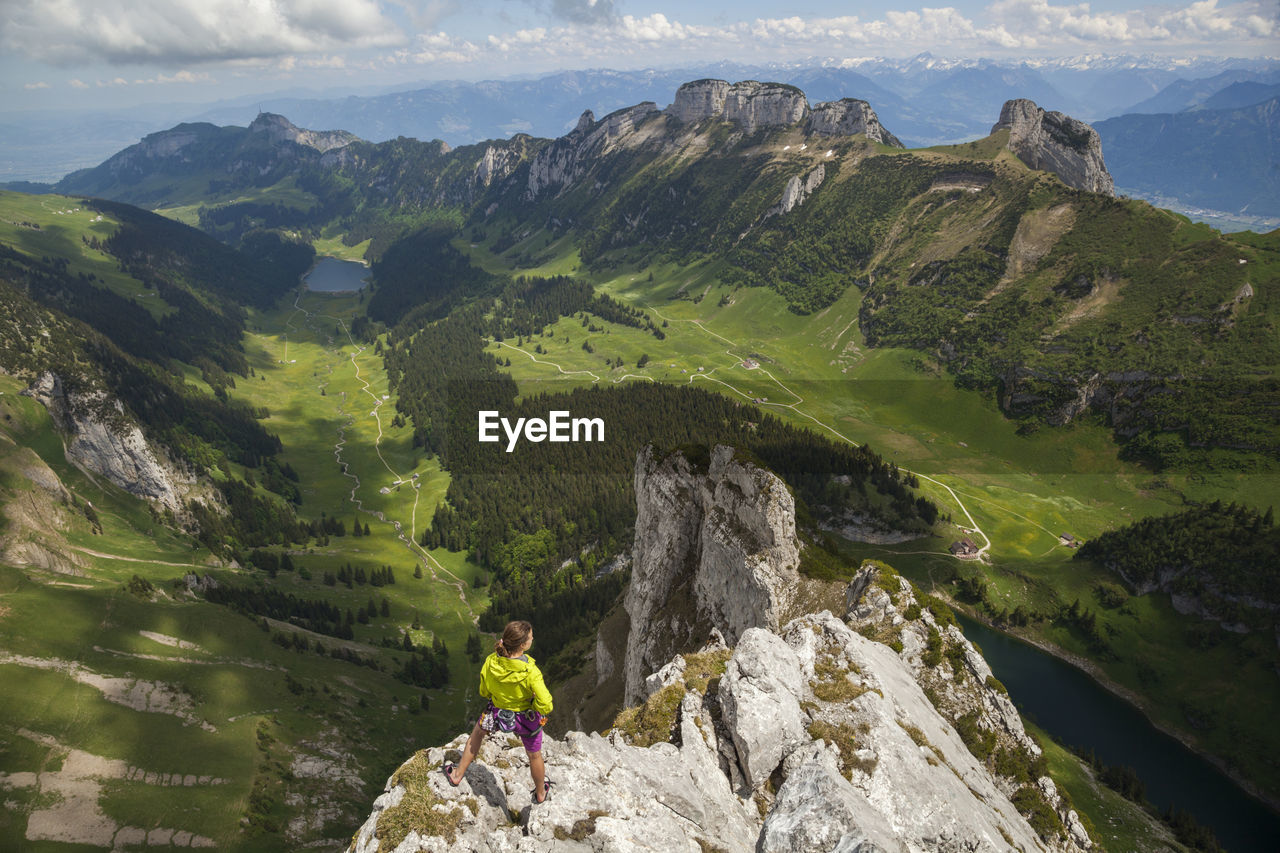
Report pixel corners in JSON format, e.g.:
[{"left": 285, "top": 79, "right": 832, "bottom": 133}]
[{"left": 479, "top": 702, "right": 546, "bottom": 753}]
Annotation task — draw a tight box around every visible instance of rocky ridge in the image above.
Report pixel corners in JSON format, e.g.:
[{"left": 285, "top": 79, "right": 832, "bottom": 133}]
[
  {"left": 349, "top": 447, "right": 1094, "bottom": 853},
  {"left": 523, "top": 103, "right": 660, "bottom": 200},
  {"left": 992, "top": 99, "right": 1115, "bottom": 196}
]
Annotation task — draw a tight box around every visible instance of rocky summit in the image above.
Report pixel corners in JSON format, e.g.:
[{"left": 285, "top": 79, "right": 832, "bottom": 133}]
[
  {"left": 668, "top": 79, "right": 902, "bottom": 146},
  {"left": 246, "top": 112, "right": 359, "bottom": 153},
  {"left": 992, "top": 99, "right": 1115, "bottom": 196},
  {"left": 349, "top": 447, "right": 1093, "bottom": 853}
]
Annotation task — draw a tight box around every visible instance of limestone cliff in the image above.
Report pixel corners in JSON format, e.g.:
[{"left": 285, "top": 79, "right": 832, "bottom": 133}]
[
  {"left": 22, "top": 372, "right": 194, "bottom": 512},
  {"left": 349, "top": 449, "right": 1095, "bottom": 853},
  {"left": 807, "top": 98, "right": 903, "bottom": 148},
  {"left": 523, "top": 103, "right": 660, "bottom": 200},
  {"left": 624, "top": 445, "right": 801, "bottom": 705},
  {"left": 668, "top": 79, "right": 903, "bottom": 148},
  {"left": 992, "top": 99, "right": 1114, "bottom": 196},
  {"left": 670, "top": 80, "right": 808, "bottom": 133}
]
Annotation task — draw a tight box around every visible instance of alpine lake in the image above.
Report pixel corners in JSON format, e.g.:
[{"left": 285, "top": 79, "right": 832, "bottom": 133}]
[
  {"left": 303, "top": 256, "right": 370, "bottom": 292},
  {"left": 956, "top": 614, "right": 1280, "bottom": 852}
]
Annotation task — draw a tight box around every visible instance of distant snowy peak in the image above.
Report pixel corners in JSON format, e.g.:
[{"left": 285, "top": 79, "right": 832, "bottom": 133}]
[{"left": 835, "top": 54, "right": 1278, "bottom": 75}]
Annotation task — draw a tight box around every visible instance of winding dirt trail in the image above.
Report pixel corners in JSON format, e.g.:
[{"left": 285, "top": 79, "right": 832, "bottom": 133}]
[
  {"left": 285, "top": 293, "right": 478, "bottom": 624},
  {"left": 637, "top": 303, "right": 995, "bottom": 560}
]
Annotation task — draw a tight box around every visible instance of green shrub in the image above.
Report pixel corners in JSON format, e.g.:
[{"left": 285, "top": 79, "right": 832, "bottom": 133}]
[{"left": 1012, "top": 785, "right": 1065, "bottom": 842}]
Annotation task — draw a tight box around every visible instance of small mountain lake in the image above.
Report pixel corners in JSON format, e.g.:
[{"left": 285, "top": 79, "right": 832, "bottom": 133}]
[
  {"left": 956, "top": 614, "right": 1280, "bottom": 852},
  {"left": 303, "top": 257, "right": 369, "bottom": 292}
]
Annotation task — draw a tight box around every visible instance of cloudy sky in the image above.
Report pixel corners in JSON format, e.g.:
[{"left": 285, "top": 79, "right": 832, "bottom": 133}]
[{"left": 3, "top": 0, "right": 1277, "bottom": 110}]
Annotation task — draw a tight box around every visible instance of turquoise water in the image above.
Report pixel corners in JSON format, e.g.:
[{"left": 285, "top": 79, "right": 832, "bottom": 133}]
[
  {"left": 956, "top": 613, "right": 1280, "bottom": 852},
  {"left": 304, "top": 257, "right": 369, "bottom": 292}
]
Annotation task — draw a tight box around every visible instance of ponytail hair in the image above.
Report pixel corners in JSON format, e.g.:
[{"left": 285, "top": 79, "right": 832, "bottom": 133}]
[{"left": 495, "top": 620, "right": 532, "bottom": 656}]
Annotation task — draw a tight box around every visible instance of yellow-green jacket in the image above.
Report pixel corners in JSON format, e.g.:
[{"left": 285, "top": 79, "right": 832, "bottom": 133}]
[{"left": 479, "top": 652, "right": 553, "bottom": 715}]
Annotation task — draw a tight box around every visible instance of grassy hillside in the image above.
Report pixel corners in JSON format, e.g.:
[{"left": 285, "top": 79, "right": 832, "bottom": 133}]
[{"left": 0, "top": 287, "right": 493, "bottom": 848}]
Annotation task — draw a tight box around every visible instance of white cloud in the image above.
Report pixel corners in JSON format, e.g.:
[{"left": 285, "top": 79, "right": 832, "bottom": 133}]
[
  {"left": 8, "top": 0, "right": 1275, "bottom": 88},
  {"left": 982, "top": 0, "right": 1277, "bottom": 48},
  {"left": 396, "top": 30, "right": 481, "bottom": 64},
  {"left": 1, "top": 0, "right": 403, "bottom": 66},
  {"left": 23, "top": 81, "right": 49, "bottom": 89},
  {"left": 68, "top": 78, "right": 89, "bottom": 89},
  {"left": 122, "top": 70, "right": 213, "bottom": 85},
  {"left": 616, "top": 14, "right": 701, "bottom": 42}
]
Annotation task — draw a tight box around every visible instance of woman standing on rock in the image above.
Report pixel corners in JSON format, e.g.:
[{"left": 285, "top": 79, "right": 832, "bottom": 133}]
[{"left": 443, "top": 620, "right": 554, "bottom": 803}]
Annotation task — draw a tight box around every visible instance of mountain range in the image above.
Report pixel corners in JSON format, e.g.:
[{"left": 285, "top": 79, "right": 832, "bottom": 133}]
[
  {"left": 1096, "top": 95, "right": 1280, "bottom": 218},
  {"left": 4, "top": 55, "right": 1276, "bottom": 185}
]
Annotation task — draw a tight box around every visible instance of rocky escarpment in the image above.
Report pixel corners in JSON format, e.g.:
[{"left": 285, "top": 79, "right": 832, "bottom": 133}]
[
  {"left": 771, "top": 164, "right": 826, "bottom": 218},
  {"left": 350, "top": 449, "right": 1095, "bottom": 853},
  {"left": 993, "top": 99, "right": 1114, "bottom": 196},
  {"left": 669, "top": 79, "right": 903, "bottom": 147},
  {"left": 247, "top": 112, "right": 359, "bottom": 153},
  {"left": 522, "top": 102, "right": 660, "bottom": 200},
  {"left": 807, "top": 98, "right": 903, "bottom": 147},
  {"left": 623, "top": 445, "right": 801, "bottom": 704},
  {"left": 846, "top": 562, "right": 1092, "bottom": 850},
  {"left": 22, "top": 372, "right": 191, "bottom": 511}
]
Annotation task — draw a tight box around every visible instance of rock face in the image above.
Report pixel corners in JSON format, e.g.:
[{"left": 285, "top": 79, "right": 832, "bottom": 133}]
[
  {"left": 624, "top": 445, "right": 801, "bottom": 704},
  {"left": 23, "top": 372, "right": 189, "bottom": 511},
  {"left": 846, "top": 562, "right": 1093, "bottom": 851},
  {"left": 807, "top": 98, "right": 903, "bottom": 147},
  {"left": 668, "top": 79, "right": 903, "bottom": 147},
  {"left": 524, "top": 102, "right": 660, "bottom": 200},
  {"left": 772, "top": 164, "right": 826, "bottom": 217},
  {"left": 473, "top": 144, "right": 521, "bottom": 188},
  {"left": 247, "top": 112, "right": 359, "bottom": 153},
  {"left": 667, "top": 79, "right": 732, "bottom": 123},
  {"left": 670, "top": 80, "right": 808, "bottom": 133},
  {"left": 350, "top": 449, "right": 1096, "bottom": 853},
  {"left": 993, "top": 99, "right": 1115, "bottom": 196}
]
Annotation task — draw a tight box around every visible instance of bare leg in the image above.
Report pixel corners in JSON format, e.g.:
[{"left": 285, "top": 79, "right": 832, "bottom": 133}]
[
  {"left": 449, "top": 721, "right": 486, "bottom": 784},
  {"left": 528, "top": 750, "right": 546, "bottom": 802}
]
